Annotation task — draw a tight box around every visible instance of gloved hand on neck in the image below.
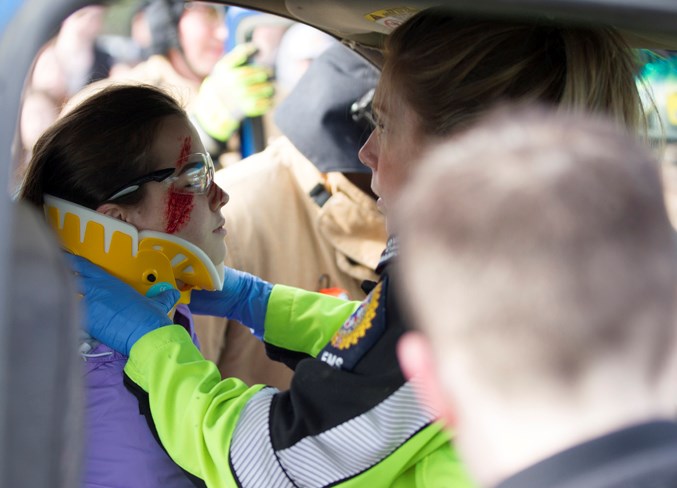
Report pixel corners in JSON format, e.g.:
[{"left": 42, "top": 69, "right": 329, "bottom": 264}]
[
  {"left": 189, "top": 266, "right": 273, "bottom": 339},
  {"left": 66, "top": 254, "right": 179, "bottom": 356}
]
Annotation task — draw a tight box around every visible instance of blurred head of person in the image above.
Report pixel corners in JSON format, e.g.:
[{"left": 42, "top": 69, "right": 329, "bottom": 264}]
[
  {"left": 396, "top": 106, "right": 677, "bottom": 486},
  {"left": 145, "top": 0, "right": 227, "bottom": 81}
]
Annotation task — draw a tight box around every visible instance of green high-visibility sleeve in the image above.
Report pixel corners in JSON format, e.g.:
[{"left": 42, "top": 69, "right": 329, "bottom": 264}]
[
  {"left": 124, "top": 289, "right": 476, "bottom": 488},
  {"left": 125, "top": 325, "right": 261, "bottom": 487},
  {"left": 346, "top": 423, "right": 476, "bottom": 488},
  {"left": 263, "top": 284, "right": 361, "bottom": 356}
]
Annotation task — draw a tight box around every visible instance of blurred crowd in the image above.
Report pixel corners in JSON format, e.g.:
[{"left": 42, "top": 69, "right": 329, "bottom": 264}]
[{"left": 15, "top": 1, "right": 336, "bottom": 182}]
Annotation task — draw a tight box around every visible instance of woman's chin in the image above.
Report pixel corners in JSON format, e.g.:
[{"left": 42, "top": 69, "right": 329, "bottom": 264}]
[{"left": 208, "top": 245, "right": 227, "bottom": 268}]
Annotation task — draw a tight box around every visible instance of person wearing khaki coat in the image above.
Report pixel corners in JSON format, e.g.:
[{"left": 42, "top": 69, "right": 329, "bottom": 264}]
[{"left": 193, "top": 44, "right": 386, "bottom": 388}]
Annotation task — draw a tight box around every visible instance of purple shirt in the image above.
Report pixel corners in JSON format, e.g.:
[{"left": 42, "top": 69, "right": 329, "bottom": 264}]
[{"left": 81, "top": 304, "right": 199, "bottom": 488}]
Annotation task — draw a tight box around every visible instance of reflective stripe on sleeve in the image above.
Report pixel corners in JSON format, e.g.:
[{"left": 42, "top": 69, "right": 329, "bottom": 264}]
[
  {"left": 230, "top": 380, "right": 436, "bottom": 487},
  {"left": 277, "top": 380, "right": 436, "bottom": 487},
  {"left": 230, "top": 388, "right": 294, "bottom": 487}
]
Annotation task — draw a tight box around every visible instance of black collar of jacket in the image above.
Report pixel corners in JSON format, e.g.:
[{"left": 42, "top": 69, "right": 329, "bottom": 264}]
[
  {"left": 375, "top": 236, "right": 398, "bottom": 275},
  {"left": 496, "top": 420, "right": 677, "bottom": 488}
]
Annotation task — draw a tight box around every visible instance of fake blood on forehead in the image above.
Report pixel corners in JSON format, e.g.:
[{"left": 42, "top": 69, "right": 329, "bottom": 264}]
[
  {"left": 165, "top": 136, "right": 194, "bottom": 234},
  {"left": 176, "top": 136, "right": 191, "bottom": 169}
]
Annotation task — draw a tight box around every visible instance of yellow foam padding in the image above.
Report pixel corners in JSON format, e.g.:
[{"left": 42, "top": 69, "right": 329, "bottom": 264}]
[{"left": 44, "top": 195, "right": 224, "bottom": 305}]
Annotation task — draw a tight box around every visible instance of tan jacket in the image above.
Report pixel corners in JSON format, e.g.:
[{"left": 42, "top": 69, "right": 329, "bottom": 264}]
[
  {"left": 193, "top": 137, "right": 387, "bottom": 388},
  {"left": 64, "top": 55, "right": 199, "bottom": 115},
  {"left": 111, "top": 55, "right": 200, "bottom": 108}
]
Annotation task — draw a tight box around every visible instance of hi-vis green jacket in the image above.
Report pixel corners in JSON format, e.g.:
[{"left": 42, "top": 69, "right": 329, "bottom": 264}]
[{"left": 123, "top": 267, "right": 474, "bottom": 488}]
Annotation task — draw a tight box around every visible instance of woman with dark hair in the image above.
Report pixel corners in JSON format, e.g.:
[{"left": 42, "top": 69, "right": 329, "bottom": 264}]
[
  {"left": 69, "top": 8, "right": 644, "bottom": 487},
  {"left": 21, "top": 84, "right": 228, "bottom": 488}
]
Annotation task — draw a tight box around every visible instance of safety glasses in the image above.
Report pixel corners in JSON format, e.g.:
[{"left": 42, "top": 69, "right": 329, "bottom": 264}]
[
  {"left": 105, "top": 153, "right": 215, "bottom": 202},
  {"left": 351, "top": 88, "right": 377, "bottom": 128}
]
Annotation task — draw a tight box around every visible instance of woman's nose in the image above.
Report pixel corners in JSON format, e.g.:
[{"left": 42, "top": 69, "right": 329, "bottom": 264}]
[
  {"left": 358, "top": 130, "right": 378, "bottom": 170},
  {"left": 209, "top": 183, "right": 228, "bottom": 211}
]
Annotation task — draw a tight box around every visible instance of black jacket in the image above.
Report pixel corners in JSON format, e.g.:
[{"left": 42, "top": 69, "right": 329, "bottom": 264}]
[{"left": 497, "top": 421, "right": 677, "bottom": 488}]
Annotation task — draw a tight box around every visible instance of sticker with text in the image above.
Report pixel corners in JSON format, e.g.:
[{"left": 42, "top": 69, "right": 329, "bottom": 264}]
[{"left": 364, "top": 7, "right": 419, "bottom": 30}]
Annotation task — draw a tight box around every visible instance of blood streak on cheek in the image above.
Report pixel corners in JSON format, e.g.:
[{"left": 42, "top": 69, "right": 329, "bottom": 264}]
[
  {"left": 165, "top": 135, "right": 194, "bottom": 234},
  {"left": 165, "top": 190, "right": 194, "bottom": 234}
]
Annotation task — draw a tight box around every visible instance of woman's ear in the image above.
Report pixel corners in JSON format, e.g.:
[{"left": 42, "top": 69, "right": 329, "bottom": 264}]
[
  {"left": 397, "top": 331, "right": 457, "bottom": 428},
  {"left": 96, "top": 203, "right": 128, "bottom": 222}
]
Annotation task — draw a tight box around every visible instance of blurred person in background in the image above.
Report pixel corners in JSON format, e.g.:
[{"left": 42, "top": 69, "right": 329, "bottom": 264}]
[
  {"left": 218, "top": 7, "right": 305, "bottom": 150},
  {"left": 71, "top": 0, "right": 274, "bottom": 167},
  {"left": 16, "top": 5, "right": 113, "bottom": 184},
  {"left": 31, "top": 4, "right": 112, "bottom": 102},
  {"left": 274, "top": 23, "right": 336, "bottom": 100},
  {"left": 94, "top": 3, "right": 155, "bottom": 77},
  {"left": 194, "top": 43, "right": 387, "bottom": 388},
  {"left": 18, "top": 89, "right": 60, "bottom": 167}
]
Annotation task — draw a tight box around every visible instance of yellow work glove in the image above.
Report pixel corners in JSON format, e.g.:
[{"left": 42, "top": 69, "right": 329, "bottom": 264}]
[{"left": 194, "top": 43, "right": 274, "bottom": 142}]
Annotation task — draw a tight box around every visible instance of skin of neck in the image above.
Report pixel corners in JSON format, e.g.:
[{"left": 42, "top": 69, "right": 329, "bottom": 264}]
[
  {"left": 167, "top": 49, "right": 203, "bottom": 84},
  {"left": 442, "top": 354, "right": 677, "bottom": 487}
]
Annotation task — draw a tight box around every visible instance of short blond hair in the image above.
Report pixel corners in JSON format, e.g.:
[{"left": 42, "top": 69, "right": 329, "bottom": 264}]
[
  {"left": 397, "top": 106, "right": 677, "bottom": 394},
  {"left": 378, "top": 9, "right": 643, "bottom": 137}
]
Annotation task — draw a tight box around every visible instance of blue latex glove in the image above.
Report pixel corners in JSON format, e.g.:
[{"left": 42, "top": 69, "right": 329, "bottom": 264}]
[
  {"left": 66, "top": 254, "right": 179, "bottom": 356},
  {"left": 189, "top": 266, "right": 273, "bottom": 339}
]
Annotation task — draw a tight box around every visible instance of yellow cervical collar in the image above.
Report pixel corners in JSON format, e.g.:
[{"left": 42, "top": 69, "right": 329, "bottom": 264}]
[{"left": 44, "top": 195, "right": 224, "bottom": 305}]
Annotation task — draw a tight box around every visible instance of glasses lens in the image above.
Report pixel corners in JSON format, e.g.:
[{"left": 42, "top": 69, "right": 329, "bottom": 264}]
[{"left": 171, "top": 153, "right": 214, "bottom": 194}]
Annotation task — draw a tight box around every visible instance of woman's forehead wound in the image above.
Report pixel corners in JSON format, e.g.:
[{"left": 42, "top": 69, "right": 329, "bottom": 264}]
[
  {"left": 164, "top": 135, "right": 195, "bottom": 234},
  {"left": 176, "top": 136, "right": 192, "bottom": 169}
]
